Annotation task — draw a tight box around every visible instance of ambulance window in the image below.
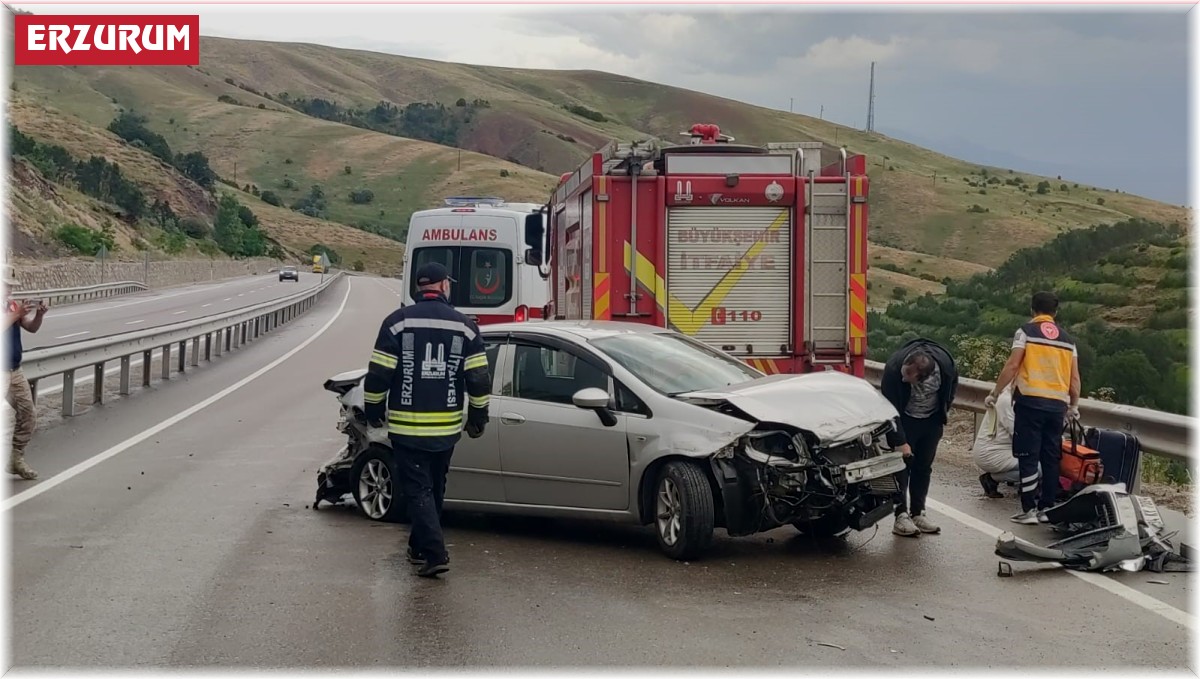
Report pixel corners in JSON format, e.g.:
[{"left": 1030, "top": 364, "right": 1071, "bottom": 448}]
[{"left": 409, "top": 246, "right": 512, "bottom": 308}]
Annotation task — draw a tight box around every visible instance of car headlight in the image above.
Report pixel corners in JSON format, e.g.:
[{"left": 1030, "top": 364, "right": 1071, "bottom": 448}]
[{"left": 743, "top": 430, "right": 811, "bottom": 466}]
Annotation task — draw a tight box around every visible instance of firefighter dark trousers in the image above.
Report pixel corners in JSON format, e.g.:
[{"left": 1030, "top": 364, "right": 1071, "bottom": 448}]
[
  {"left": 393, "top": 440, "right": 454, "bottom": 565},
  {"left": 1012, "top": 403, "right": 1065, "bottom": 513},
  {"left": 893, "top": 415, "right": 943, "bottom": 517}
]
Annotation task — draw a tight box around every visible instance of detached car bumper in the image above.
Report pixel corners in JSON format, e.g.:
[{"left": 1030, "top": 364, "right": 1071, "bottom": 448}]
[{"left": 841, "top": 451, "right": 907, "bottom": 484}]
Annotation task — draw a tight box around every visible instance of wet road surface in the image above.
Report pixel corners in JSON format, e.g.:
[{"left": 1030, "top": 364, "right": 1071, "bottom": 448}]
[
  {"left": 6, "top": 276, "right": 1193, "bottom": 669},
  {"left": 22, "top": 273, "right": 324, "bottom": 350}
]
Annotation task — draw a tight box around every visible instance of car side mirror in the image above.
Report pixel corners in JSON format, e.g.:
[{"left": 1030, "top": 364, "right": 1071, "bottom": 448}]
[
  {"left": 572, "top": 387, "right": 618, "bottom": 427},
  {"left": 524, "top": 248, "right": 543, "bottom": 267}
]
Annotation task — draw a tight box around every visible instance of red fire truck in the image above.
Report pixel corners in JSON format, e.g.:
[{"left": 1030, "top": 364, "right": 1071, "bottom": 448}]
[{"left": 534, "top": 123, "right": 870, "bottom": 377}]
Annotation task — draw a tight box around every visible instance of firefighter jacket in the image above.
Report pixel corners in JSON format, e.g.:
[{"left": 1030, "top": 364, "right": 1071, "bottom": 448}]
[
  {"left": 363, "top": 291, "right": 491, "bottom": 452},
  {"left": 1012, "top": 314, "right": 1076, "bottom": 412}
]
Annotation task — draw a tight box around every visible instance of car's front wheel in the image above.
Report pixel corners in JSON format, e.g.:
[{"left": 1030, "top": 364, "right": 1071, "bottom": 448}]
[
  {"left": 653, "top": 461, "right": 715, "bottom": 560},
  {"left": 351, "top": 447, "right": 408, "bottom": 523}
]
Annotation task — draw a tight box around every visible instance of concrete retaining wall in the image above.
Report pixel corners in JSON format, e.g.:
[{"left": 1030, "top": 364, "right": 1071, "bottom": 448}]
[{"left": 11, "top": 258, "right": 281, "bottom": 291}]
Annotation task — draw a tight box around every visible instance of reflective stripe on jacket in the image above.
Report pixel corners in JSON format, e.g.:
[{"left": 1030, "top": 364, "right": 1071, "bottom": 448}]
[
  {"left": 1014, "top": 314, "right": 1074, "bottom": 412},
  {"left": 363, "top": 292, "right": 491, "bottom": 452}
]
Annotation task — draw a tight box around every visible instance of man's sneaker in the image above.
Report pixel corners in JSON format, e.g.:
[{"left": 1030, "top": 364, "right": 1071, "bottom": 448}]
[
  {"left": 406, "top": 547, "right": 426, "bottom": 565},
  {"left": 893, "top": 512, "right": 920, "bottom": 537},
  {"left": 1010, "top": 509, "right": 1040, "bottom": 525},
  {"left": 1036, "top": 511, "right": 1050, "bottom": 524},
  {"left": 416, "top": 560, "right": 450, "bottom": 578},
  {"left": 912, "top": 513, "right": 941, "bottom": 534},
  {"left": 979, "top": 473, "right": 1004, "bottom": 499}
]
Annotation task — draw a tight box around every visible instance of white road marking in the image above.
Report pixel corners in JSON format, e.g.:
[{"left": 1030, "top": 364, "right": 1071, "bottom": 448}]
[
  {"left": 46, "top": 277, "right": 261, "bottom": 318},
  {"left": 54, "top": 331, "right": 89, "bottom": 339},
  {"left": 125, "top": 320, "right": 145, "bottom": 325},
  {"left": 201, "top": 304, "right": 212, "bottom": 308},
  {"left": 224, "top": 298, "right": 232, "bottom": 302},
  {"left": 172, "top": 310, "right": 188, "bottom": 315},
  {"left": 237, "top": 294, "right": 244, "bottom": 297},
  {"left": 927, "top": 498, "right": 1195, "bottom": 631},
  {"left": 3, "top": 278, "right": 353, "bottom": 512}
]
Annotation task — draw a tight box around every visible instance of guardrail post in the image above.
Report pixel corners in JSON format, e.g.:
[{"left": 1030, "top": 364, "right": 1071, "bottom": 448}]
[
  {"left": 162, "top": 344, "right": 172, "bottom": 380},
  {"left": 29, "top": 379, "right": 38, "bottom": 404},
  {"left": 93, "top": 363, "right": 105, "bottom": 404},
  {"left": 178, "top": 340, "right": 187, "bottom": 373},
  {"left": 191, "top": 337, "right": 201, "bottom": 367},
  {"left": 205, "top": 333, "right": 213, "bottom": 361},
  {"left": 142, "top": 351, "right": 152, "bottom": 387},
  {"left": 62, "top": 369, "right": 76, "bottom": 417},
  {"left": 120, "top": 355, "right": 131, "bottom": 395}
]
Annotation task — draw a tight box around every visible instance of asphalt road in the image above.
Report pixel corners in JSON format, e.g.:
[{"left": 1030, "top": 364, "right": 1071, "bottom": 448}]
[
  {"left": 21, "top": 272, "right": 325, "bottom": 350},
  {"left": 5, "top": 275, "right": 1192, "bottom": 669}
]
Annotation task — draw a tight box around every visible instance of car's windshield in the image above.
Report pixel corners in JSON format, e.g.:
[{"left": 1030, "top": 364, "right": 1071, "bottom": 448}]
[{"left": 590, "top": 332, "right": 761, "bottom": 396}]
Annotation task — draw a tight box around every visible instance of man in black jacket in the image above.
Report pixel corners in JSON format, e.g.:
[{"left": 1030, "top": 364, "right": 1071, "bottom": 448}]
[
  {"left": 880, "top": 338, "right": 959, "bottom": 538},
  {"left": 363, "top": 262, "right": 491, "bottom": 577}
]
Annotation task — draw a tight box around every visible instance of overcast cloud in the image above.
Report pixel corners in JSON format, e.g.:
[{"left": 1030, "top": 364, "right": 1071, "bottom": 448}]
[{"left": 17, "top": 4, "right": 1192, "bottom": 204}]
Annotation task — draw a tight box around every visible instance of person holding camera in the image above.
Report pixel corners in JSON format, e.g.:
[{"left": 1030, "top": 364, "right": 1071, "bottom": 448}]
[
  {"left": 362, "top": 262, "right": 491, "bottom": 577},
  {"left": 4, "top": 266, "right": 45, "bottom": 481}
]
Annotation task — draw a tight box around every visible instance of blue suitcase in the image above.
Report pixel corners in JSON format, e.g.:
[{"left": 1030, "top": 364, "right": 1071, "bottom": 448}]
[{"left": 1083, "top": 426, "right": 1142, "bottom": 491}]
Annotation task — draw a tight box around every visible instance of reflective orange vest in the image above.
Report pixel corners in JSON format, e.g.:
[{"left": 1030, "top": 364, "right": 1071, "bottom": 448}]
[{"left": 1015, "top": 314, "right": 1074, "bottom": 408}]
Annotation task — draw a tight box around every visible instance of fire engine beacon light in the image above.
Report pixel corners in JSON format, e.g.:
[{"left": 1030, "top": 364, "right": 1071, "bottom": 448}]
[
  {"left": 683, "top": 123, "right": 734, "bottom": 145},
  {"left": 559, "top": 173, "right": 572, "bottom": 185}
]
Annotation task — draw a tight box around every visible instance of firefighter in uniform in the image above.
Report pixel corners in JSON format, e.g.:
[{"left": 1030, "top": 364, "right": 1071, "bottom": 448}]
[
  {"left": 363, "top": 262, "right": 491, "bottom": 577},
  {"left": 986, "top": 291, "right": 1081, "bottom": 525}
]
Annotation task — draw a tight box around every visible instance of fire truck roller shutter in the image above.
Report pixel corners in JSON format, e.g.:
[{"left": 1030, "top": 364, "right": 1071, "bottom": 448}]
[{"left": 665, "top": 206, "right": 792, "bottom": 355}]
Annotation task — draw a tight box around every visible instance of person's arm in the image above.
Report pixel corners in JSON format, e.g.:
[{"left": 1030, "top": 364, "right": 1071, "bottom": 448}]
[
  {"left": 990, "top": 329, "right": 1026, "bottom": 400},
  {"left": 1068, "top": 351, "right": 1081, "bottom": 418},
  {"left": 462, "top": 320, "right": 490, "bottom": 437},
  {"left": 5, "top": 302, "right": 26, "bottom": 329},
  {"left": 363, "top": 319, "right": 400, "bottom": 427},
  {"left": 996, "top": 392, "right": 1015, "bottom": 436},
  {"left": 20, "top": 302, "right": 46, "bottom": 333},
  {"left": 879, "top": 365, "right": 910, "bottom": 452}
]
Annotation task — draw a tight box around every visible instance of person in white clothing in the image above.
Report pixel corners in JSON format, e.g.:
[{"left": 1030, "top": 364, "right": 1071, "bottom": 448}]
[{"left": 973, "top": 386, "right": 1019, "bottom": 498}]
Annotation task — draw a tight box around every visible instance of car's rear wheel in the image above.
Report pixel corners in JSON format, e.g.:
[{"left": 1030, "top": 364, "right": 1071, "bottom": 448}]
[
  {"left": 654, "top": 461, "right": 715, "bottom": 560},
  {"left": 351, "top": 447, "right": 408, "bottom": 523}
]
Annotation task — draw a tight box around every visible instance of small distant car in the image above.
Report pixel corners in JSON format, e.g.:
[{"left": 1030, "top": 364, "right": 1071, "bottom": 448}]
[{"left": 279, "top": 266, "right": 299, "bottom": 282}]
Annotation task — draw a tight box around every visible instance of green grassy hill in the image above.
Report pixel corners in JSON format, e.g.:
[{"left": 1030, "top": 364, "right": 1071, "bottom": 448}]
[{"left": 10, "top": 34, "right": 1189, "bottom": 277}]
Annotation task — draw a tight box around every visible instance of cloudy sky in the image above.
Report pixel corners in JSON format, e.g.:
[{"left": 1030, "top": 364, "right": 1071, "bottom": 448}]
[{"left": 17, "top": 3, "right": 1193, "bottom": 205}]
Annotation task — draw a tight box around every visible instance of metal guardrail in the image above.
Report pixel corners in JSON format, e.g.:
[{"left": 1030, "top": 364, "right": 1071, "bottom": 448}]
[
  {"left": 12, "top": 281, "right": 149, "bottom": 307},
  {"left": 863, "top": 360, "right": 1194, "bottom": 463},
  {"left": 23, "top": 273, "right": 345, "bottom": 416}
]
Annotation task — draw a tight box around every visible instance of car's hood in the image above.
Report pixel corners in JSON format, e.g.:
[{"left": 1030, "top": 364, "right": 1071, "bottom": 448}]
[{"left": 676, "top": 370, "right": 900, "bottom": 444}]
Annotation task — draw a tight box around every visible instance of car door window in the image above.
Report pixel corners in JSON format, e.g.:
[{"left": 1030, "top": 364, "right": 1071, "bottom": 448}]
[{"left": 512, "top": 343, "right": 607, "bottom": 405}]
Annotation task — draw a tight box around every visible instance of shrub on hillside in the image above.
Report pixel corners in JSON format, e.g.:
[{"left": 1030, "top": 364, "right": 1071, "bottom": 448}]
[
  {"left": 54, "top": 224, "right": 114, "bottom": 255},
  {"left": 260, "top": 190, "right": 283, "bottom": 207},
  {"left": 349, "top": 189, "right": 375, "bottom": 204}
]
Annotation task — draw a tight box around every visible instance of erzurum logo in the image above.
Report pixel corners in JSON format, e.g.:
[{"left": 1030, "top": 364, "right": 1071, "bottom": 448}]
[{"left": 14, "top": 15, "right": 200, "bottom": 66}]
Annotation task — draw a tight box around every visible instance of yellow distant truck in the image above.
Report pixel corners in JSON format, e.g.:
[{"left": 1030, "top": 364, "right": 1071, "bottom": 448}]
[{"left": 312, "top": 254, "right": 325, "bottom": 273}]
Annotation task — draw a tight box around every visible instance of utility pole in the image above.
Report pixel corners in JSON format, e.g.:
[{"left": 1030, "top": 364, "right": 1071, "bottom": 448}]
[
  {"left": 820, "top": 105, "right": 824, "bottom": 120},
  {"left": 457, "top": 150, "right": 461, "bottom": 172},
  {"left": 866, "top": 61, "right": 876, "bottom": 133},
  {"left": 789, "top": 97, "right": 793, "bottom": 113},
  {"left": 233, "top": 161, "right": 238, "bottom": 186}
]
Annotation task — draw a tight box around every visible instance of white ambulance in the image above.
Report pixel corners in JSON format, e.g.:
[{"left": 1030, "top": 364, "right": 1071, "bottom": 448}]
[{"left": 403, "top": 197, "right": 551, "bottom": 324}]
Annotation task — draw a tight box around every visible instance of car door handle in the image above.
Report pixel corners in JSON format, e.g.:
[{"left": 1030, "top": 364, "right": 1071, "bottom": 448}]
[{"left": 499, "top": 412, "right": 526, "bottom": 425}]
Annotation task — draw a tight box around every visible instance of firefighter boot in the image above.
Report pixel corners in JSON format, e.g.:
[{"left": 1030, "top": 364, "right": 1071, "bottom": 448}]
[{"left": 7, "top": 452, "right": 37, "bottom": 480}]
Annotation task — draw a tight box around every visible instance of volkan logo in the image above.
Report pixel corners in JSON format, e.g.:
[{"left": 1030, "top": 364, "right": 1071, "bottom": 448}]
[{"left": 14, "top": 15, "right": 200, "bottom": 67}]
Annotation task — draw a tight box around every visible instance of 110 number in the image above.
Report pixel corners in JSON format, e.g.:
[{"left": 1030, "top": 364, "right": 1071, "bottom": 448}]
[{"left": 711, "top": 307, "right": 762, "bottom": 325}]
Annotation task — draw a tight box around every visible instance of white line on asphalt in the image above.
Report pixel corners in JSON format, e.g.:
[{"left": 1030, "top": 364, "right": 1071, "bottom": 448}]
[
  {"left": 237, "top": 294, "right": 244, "bottom": 297},
  {"left": 172, "top": 310, "right": 188, "bottom": 315},
  {"left": 47, "top": 278, "right": 259, "bottom": 318},
  {"left": 927, "top": 498, "right": 1194, "bottom": 631},
  {"left": 54, "top": 331, "right": 89, "bottom": 339},
  {"left": 202, "top": 303, "right": 212, "bottom": 308},
  {"left": 223, "top": 298, "right": 232, "bottom": 302},
  {"left": 3, "top": 278, "right": 353, "bottom": 512},
  {"left": 125, "top": 320, "right": 145, "bottom": 325}
]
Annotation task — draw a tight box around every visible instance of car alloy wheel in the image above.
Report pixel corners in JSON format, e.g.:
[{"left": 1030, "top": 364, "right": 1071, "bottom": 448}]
[
  {"left": 656, "top": 477, "right": 682, "bottom": 547},
  {"left": 358, "top": 458, "right": 392, "bottom": 520}
]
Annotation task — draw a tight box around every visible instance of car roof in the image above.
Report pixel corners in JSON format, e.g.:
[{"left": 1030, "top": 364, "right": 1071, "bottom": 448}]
[{"left": 479, "top": 320, "right": 673, "bottom": 342}]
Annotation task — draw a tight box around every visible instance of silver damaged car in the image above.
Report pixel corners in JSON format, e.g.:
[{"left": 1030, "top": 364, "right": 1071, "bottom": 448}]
[{"left": 316, "top": 321, "right": 907, "bottom": 560}]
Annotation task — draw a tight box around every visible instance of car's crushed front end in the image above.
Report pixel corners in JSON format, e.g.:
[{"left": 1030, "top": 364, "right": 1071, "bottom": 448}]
[{"left": 676, "top": 371, "right": 906, "bottom": 538}]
